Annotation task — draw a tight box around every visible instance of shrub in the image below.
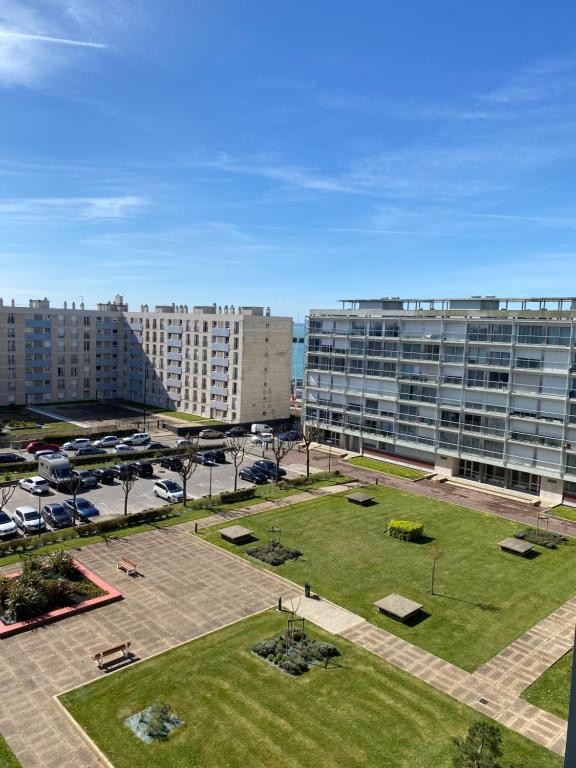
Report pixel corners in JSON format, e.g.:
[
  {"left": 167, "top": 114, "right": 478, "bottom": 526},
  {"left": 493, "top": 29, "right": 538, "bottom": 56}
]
[
  {"left": 387, "top": 520, "right": 424, "bottom": 542},
  {"left": 220, "top": 488, "right": 256, "bottom": 504},
  {"left": 46, "top": 549, "right": 76, "bottom": 578},
  {"left": 514, "top": 529, "right": 567, "bottom": 547},
  {"left": 247, "top": 541, "right": 302, "bottom": 566},
  {"left": 43, "top": 577, "right": 74, "bottom": 607}
]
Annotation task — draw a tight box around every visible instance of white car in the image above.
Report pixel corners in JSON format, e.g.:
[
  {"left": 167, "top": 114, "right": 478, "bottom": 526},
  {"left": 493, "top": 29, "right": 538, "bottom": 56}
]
[
  {"left": 18, "top": 476, "right": 50, "bottom": 495},
  {"left": 93, "top": 435, "right": 119, "bottom": 448},
  {"left": 176, "top": 438, "right": 193, "bottom": 447},
  {"left": 0, "top": 511, "right": 17, "bottom": 538},
  {"left": 13, "top": 506, "right": 46, "bottom": 534},
  {"left": 62, "top": 438, "right": 92, "bottom": 452},
  {"left": 114, "top": 444, "right": 133, "bottom": 454},
  {"left": 252, "top": 432, "right": 273, "bottom": 445},
  {"left": 123, "top": 433, "right": 150, "bottom": 446},
  {"left": 153, "top": 480, "right": 184, "bottom": 503}
]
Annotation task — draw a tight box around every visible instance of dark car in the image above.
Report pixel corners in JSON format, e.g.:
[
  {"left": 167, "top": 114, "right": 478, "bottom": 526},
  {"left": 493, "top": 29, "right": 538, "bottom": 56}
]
[
  {"left": 277, "top": 429, "right": 302, "bottom": 442},
  {"left": 147, "top": 442, "right": 166, "bottom": 451},
  {"left": 111, "top": 463, "right": 137, "bottom": 480},
  {"left": 75, "top": 446, "right": 106, "bottom": 457},
  {"left": 193, "top": 451, "right": 217, "bottom": 465},
  {"left": 159, "top": 456, "right": 183, "bottom": 472},
  {"left": 62, "top": 497, "right": 99, "bottom": 521},
  {"left": 128, "top": 460, "right": 154, "bottom": 478},
  {"left": 253, "top": 460, "right": 287, "bottom": 479},
  {"left": 41, "top": 503, "right": 73, "bottom": 529},
  {"left": 25, "top": 441, "right": 59, "bottom": 454},
  {"left": 72, "top": 469, "right": 99, "bottom": 489},
  {"left": 0, "top": 453, "right": 23, "bottom": 464},
  {"left": 205, "top": 449, "right": 226, "bottom": 463},
  {"left": 225, "top": 427, "right": 246, "bottom": 437},
  {"left": 239, "top": 467, "right": 268, "bottom": 485},
  {"left": 91, "top": 467, "right": 115, "bottom": 484}
]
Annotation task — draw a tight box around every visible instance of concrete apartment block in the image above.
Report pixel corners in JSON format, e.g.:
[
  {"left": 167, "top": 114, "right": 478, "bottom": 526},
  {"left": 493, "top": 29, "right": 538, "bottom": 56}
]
[
  {"left": 0, "top": 296, "right": 292, "bottom": 425},
  {"left": 303, "top": 295, "right": 576, "bottom": 505}
]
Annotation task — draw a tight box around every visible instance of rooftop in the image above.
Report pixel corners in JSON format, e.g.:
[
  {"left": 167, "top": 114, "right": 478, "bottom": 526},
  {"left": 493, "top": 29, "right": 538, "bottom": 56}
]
[{"left": 337, "top": 296, "right": 576, "bottom": 312}]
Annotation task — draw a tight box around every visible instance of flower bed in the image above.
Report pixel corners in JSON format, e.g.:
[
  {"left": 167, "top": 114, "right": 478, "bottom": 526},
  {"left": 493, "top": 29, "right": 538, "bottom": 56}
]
[
  {"left": 246, "top": 541, "right": 302, "bottom": 566},
  {"left": 0, "top": 551, "right": 122, "bottom": 638},
  {"left": 251, "top": 628, "right": 339, "bottom": 676}
]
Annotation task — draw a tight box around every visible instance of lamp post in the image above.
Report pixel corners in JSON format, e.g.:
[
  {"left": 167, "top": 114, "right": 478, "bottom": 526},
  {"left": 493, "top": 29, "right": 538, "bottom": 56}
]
[{"left": 208, "top": 462, "right": 213, "bottom": 501}]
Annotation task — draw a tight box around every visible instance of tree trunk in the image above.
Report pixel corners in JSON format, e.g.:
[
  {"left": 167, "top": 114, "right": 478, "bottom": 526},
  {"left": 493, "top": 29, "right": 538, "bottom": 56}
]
[
  {"left": 234, "top": 466, "right": 238, "bottom": 491},
  {"left": 124, "top": 493, "right": 128, "bottom": 517},
  {"left": 306, "top": 445, "right": 310, "bottom": 478}
]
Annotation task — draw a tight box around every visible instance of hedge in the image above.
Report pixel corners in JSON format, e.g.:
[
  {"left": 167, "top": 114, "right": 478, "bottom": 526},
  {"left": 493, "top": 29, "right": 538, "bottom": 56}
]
[
  {"left": 220, "top": 487, "right": 256, "bottom": 504},
  {"left": 387, "top": 519, "right": 424, "bottom": 542}
]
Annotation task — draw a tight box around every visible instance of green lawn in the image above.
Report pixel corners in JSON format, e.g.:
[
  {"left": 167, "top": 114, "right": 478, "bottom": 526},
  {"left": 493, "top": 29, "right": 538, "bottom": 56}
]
[
  {"left": 523, "top": 652, "right": 572, "bottom": 719},
  {"left": 348, "top": 456, "right": 426, "bottom": 479},
  {"left": 551, "top": 505, "right": 576, "bottom": 523},
  {"left": 0, "top": 733, "right": 20, "bottom": 767},
  {"left": 59, "top": 611, "right": 560, "bottom": 768},
  {"left": 203, "top": 484, "right": 576, "bottom": 671},
  {"left": 157, "top": 411, "right": 224, "bottom": 426}
]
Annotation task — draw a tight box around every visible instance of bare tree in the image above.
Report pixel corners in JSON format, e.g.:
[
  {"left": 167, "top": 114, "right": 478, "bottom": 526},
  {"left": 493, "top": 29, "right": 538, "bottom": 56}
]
[
  {"left": 226, "top": 435, "right": 247, "bottom": 491},
  {"left": 121, "top": 471, "right": 138, "bottom": 517},
  {"left": 68, "top": 475, "right": 83, "bottom": 530},
  {"left": 269, "top": 432, "right": 298, "bottom": 483},
  {"left": 0, "top": 483, "right": 16, "bottom": 512},
  {"left": 430, "top": 544, "right": 445, "bottom": 595},
  {"left": 300, "top": 416, "right": 323, "bottom": 478},
  {"left": 175, "top": 436, "right": 200, "bottom": 506}
]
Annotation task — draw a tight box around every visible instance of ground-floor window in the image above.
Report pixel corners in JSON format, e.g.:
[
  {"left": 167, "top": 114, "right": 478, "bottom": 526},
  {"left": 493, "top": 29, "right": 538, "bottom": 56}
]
[{"left": 457, "top": 460, "right": 540, "bottom": 495}]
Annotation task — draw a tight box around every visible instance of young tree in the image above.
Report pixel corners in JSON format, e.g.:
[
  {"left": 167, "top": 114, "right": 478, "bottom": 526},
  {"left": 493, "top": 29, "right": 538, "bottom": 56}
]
[
  {"left": 430, "top": 543, "right": 445, "bottom": 595},
  {"left": 175, "top": 436, "right": 200, "bottom": 506},
  {"left": 121, "top": 471, "right": 138, "bottom": 517},
  {"left": 0, "top": 483, "right": 16, "bottom": 512},
  {"left": 300, "top": 416, "right": 323, "bottom": 478},
  {"left": 68, "top": 474, "right": 83, "bottom": 530},
  {"left": 452, "top": 720, "right": 503, "bottom": 768},
  {"left": 226, "top": 435, "right": 247, "bottom": 491},
  {"left": 269, "top": 432, "right": 298, "bottom": 483}
]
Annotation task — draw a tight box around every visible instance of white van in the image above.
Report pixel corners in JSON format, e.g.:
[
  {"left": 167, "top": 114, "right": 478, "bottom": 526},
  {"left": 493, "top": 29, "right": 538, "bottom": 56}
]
[{"left": 250, "top": 423, "right": 272, "bottom": 434}]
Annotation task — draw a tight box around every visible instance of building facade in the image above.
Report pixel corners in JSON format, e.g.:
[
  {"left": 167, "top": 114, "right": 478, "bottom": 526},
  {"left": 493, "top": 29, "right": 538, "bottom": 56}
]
[
  {"left": 291, "top": 322, "right": 305, "bottom": 397},
  {"left": 0, "top": 296, "right": 292, "bottom": 425},
  {"left": 303, "top": 296, "right": 576, "bottom": 505}
]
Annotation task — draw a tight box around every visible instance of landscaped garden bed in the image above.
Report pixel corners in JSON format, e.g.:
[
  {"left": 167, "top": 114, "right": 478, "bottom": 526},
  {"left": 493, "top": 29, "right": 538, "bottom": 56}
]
[
  {"left": 251, "top": 626, "right": 339, "bottom": 674},
  {"left": 246, "top": 540, "right": 302, "bottom": 565},
  {"left": 514, "top": 528, "right": 568, "bottom": 549},
  {"left": 59, "top": 611, "right": 561, "bottom": 768},
  {"left": 0, "top": 550, "right": 121, "bottom": 637}
]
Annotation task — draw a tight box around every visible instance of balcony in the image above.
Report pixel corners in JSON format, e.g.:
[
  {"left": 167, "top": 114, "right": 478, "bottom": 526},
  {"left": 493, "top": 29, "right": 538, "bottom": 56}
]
[
  {"left": 509, "top": 432, "right": 563, "bottom": 449},
  {"left": 212, "top": 328, "right": 230, "bottom": 338},
  {"left": 25, "top": 319, "right": 51, "bottom": 328},
  {"left": 168, "top": 339, "right": 182, "bottom": 349},
  {"left": 96, "top": 321, "right": 117, "bottom": 330},
  {"left": 167, "top": 365, "right": 182, "bottom": 374},
  {"left": 211, "top": 400, "right": 228, "bottom": 411},
  {"left": 211, "top": 356, "right": 229, "bottom": 367},
  {"left": 167, "top": 352, "right": 182, "bottom": 362},
  {"left": 211, "top": 371, "right": 228, "bottom": 383},
  {"left": 212, "top": 342, "right": 229, "bottom": 353},
  {"left": 129, "top": 323, "right": 143, "bottom": 332},
  {"left": 167, "top": 325, "right": 183, "bottom": 334},
  {"left": 211, "top": 385, "right": 228, "bottom": 397}
]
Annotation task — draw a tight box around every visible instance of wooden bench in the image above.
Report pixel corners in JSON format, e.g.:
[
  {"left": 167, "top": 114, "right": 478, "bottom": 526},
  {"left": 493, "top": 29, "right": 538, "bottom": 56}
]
[
  {"left": 498, "top": 537, "right": 534, "bottom": 557},
  {"left": 347, "top": 492, "right": 375, "bottom": 506},
  {"left": 117, "top": 556, "right": 138, "bottom": 575},
  {"left": 92, "top": 642, "right": 132, "bottom": 669},
  {"left": 374, "top": 594, "right": 423, "bottom": 622}
]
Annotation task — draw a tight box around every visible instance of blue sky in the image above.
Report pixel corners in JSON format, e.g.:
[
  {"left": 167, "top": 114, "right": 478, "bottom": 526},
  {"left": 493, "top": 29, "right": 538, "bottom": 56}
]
[{"left": 1, "top": 1, "right": 576, "bottom": 318}]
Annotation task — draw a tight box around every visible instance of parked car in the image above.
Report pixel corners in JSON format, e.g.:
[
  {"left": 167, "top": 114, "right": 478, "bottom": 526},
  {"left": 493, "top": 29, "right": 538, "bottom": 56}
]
[
  {"left": 12, "top": 506, "right": 46, "bottom": 534},
  {"left": 0, "top": 453, "right": 23, "bottom": 464},
  {"left": 159, "top": 456, "right": 183, "bottom": 471},
  {"left": 193, "top": 451, "right": 217, "bottom": 466},
  {"left": 176, "top": 438, "right": 193, "bottom": 447},
  {"left": 0, "top": 511, "right": 18, "bottom": 537},
  {"left": 251, "top": 432, "right": 273, "bottom": 445},
  {"left": 147, "top": 442, "right": 166, "bottom": 450},
  {"left": 277, "top": 430, "right": 301, "bottom": 442},
  {"left": 71, "top": 469, "right": 99, "bottom": 489},
  {"left": 75, "top": 446, "right": 105, "bottom": 457},
  {"left": 62, "top": 438, "right": 92, "bottom": 452},
  {"left": 122, "top": 432, "right": 150, "bottom": 446},
  {"left": 93, "top": 435, "right": 119, "bottom": 448},
  {"left": 225, "top": 427, "right": 246, "bottom": 437},
  {"left": 253, "top": 460, "right": 287, "bottom": 479},
  {"left": 198, "top": 429, "right": 222, "bottom": 440},
  {"left": 114, "top": 444, "right": 134, "bottom": 455},
  {"left": 26, "top": 441, "right": 59, "bottom": 454},
  {"left": 41, "top": 503, "right": 73, "bottom": 529},
  {"left": 128, "top": 460, "right": 154, "bottom": 478},
  {"left": 250, "top": 423, "right": 272, "bottom": 434},
  {"left": 111, "top": 464, "right": 137, "bottom": 480},
  {"left": 206, "top": 449, "right": 226, "bottom": 463},
  {"left": 153, "top": 480, "right": 184, "bottom": 503},
  {"left": 62, "top": 497, "right": 100, "bottom": 521},
  {"left": 239, "top": 467, "right": 268, "bottom": 485},
  {"left": 91, "top": 467, "right": 115, "bottom": 484},
  {"left": 18, "top": 475, "right": 50, "bottom": 495},
  {"left": 33, "top": 449, "right": 62, "bottom": 459}
]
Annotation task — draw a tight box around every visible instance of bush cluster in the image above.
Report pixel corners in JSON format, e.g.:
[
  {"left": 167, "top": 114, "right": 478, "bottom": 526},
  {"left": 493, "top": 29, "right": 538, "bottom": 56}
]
[
  {"left": 514, "top": 529, "right": 567, "bottom": 549},
  {"left": 220, "top": 487, "right": 256, "bottom": 504},
  {"left": 277, "top": 470, "right": 341, "bottom": 490},
  {"left": 387, "top": 519, "right": 424, "bottom": 541},
  {"left": 251, "top": 629, "right": 339, "bottom": 676},
  {"left": 247, "top": 541, "right": 302, "bottom": 566}
]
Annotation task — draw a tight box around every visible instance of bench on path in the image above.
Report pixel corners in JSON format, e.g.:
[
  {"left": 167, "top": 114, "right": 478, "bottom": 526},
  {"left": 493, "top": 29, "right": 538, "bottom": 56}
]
[
  {"left": 374, "top": 594, "right": 423, "bottom": 622},
  {"left": 219, "top": 525, "right": 253, "bottom": 544},
  {"left": 92, "top": 642, "right": 132, "bottom": 669},
  {"left": 347, "top": 492, "right": 375, "bottom": 506},
  {"left": 498, "top": 537, "right": 534, "bottom": 557},
  {"left": 117, "top": 556, "right": 138, "bottom": 576}
]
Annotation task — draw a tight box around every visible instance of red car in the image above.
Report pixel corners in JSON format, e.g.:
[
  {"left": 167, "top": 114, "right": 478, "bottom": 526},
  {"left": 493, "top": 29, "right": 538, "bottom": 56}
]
[{"left": 25, "top": 441, "right": 60, "bottom": 454}]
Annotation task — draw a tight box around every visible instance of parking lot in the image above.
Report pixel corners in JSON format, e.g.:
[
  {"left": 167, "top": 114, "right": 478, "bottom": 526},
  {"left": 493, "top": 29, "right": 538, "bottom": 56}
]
[{"left": 4, "top": 448, "right": 302, "bottom": 532}]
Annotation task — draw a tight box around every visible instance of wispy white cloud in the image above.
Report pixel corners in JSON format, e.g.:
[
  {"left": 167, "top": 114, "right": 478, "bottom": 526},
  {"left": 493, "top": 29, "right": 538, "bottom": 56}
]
[
  {"left": 0, "top": 30, "right": 106, "bottom": 48},
  {"left": 0, "top": 195, "right": 147, "bottom": 221},
  {"left": 481, "top": 56, "right": 576, "bottom": 105}
]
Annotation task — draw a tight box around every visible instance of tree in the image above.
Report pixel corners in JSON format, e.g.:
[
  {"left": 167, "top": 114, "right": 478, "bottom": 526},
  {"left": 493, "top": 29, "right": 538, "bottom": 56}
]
[
  {"left": 226, "top": 435, "right": 247, "bottom": 491},
  {"left": 121, "top": 471, "right": 138, "bottom": 517},
  {"left": 68, "top": 475, "right": 83, "bottom": 530},
  {"left": 430, "top": 543, "right": 445, "bottom": 595},
  {"left": 175, "top": 436, "right": 199, "bottom": 506},
  {"left": 270, "top": 432, "right": 298, "bottom": 483},
  {"left": 0, "top": 483, "right": 16, "bottom": 512},
  {"left": 300, "top": 416, "right": 323, "bottom": 478},
  {"left": 452, "top": 720, "right": 503, "bottom": 768}
]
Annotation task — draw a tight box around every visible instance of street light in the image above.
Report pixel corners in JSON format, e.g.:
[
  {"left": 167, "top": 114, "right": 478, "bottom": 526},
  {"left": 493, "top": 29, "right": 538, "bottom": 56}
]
[{"left": 208, "top": 462, "right": 213, "bottom": 501}]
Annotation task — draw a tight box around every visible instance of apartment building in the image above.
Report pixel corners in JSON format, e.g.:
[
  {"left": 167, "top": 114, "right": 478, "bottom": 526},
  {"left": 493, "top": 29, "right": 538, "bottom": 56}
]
[
  {"left": 0, "top": 296, "right": 292, "bottom": 425},
  {"left": 303, "top": 296, "right": 576, "bottom": 505}
]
